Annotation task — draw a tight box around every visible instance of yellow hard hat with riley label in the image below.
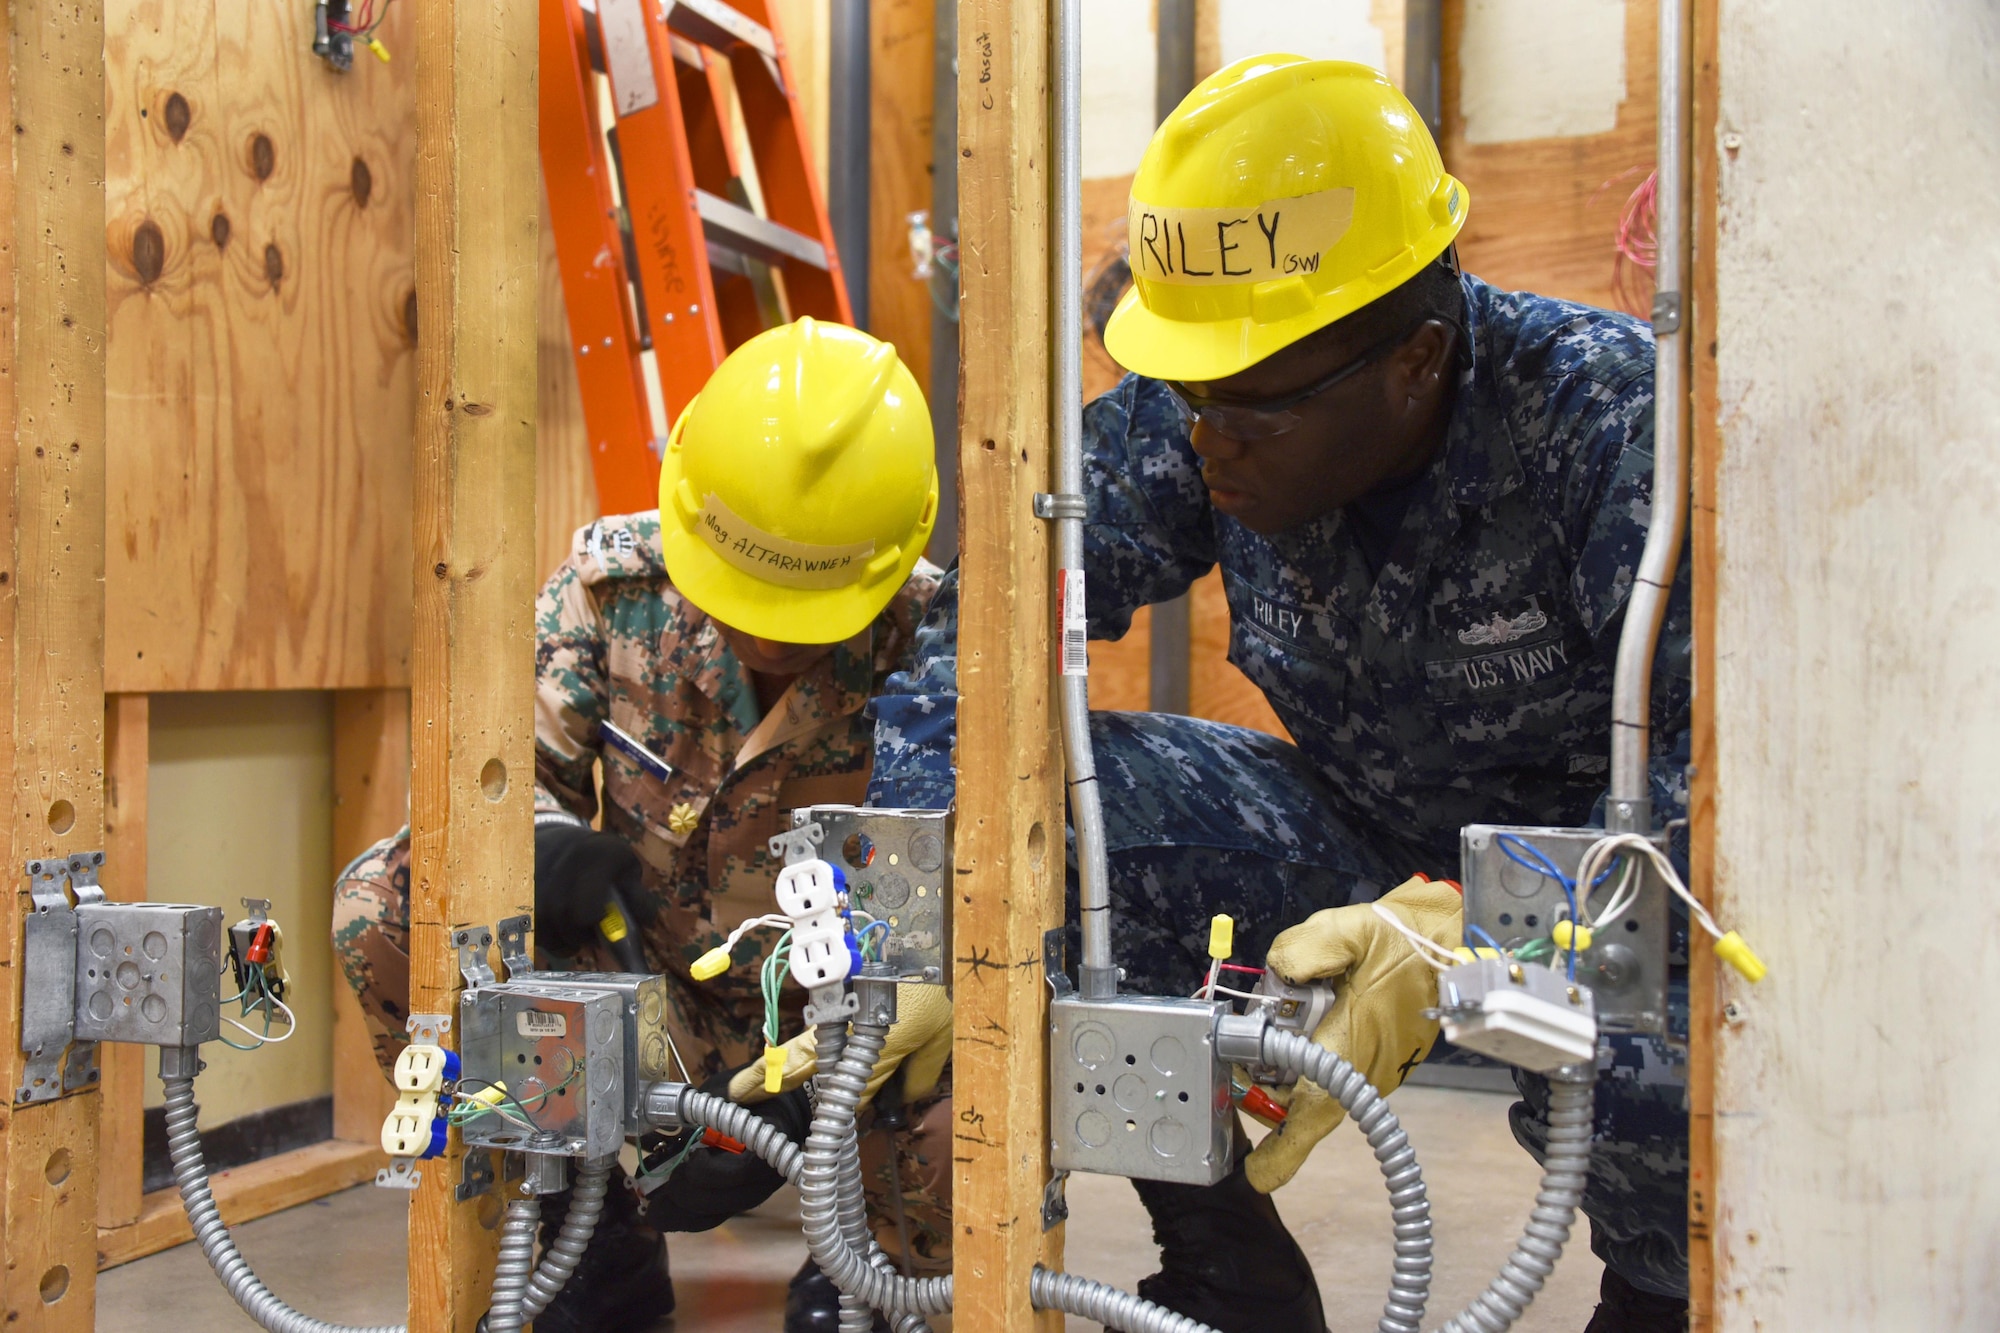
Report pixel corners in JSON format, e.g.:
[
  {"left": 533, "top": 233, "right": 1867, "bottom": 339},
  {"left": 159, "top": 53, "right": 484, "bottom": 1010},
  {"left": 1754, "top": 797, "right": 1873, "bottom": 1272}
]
[
  {"left": 1104, "top": 54, "right": 1469, "bottom": 384},
  {"left": 659, "top": 318, "right": 939, "bottom": 644}
]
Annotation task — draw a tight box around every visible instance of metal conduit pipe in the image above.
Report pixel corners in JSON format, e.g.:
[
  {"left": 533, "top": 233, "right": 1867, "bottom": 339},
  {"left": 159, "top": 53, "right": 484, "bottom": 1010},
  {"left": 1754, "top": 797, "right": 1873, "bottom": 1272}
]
[
  {"left": 486, "top": 1198, "right": 541, "bottom": 1333},
  {"left": 1607, "top": 0, "right": 1691, "bottom": 834},
  {"left": 1050, "top": 0, "right": 1114, "bottom": 1001},
  {"left": 161, "top": 1070, "right": 406, "bottom": 1333}
]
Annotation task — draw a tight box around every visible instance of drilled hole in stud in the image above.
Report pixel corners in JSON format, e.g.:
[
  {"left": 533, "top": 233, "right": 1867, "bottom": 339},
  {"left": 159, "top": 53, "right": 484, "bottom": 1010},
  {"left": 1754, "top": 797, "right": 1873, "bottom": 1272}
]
[
  {"left": 47, "top": 799, "right": 75, "bottom": 834},
  {"left": 480, "top": 759, "right": 508, "bottom": 801},
  {"left": 44, "top": 1148, "right": 71, "bottom": 1185},
  {"left": 40, "top": 1265, "right": 68, "bottom": 1304}
]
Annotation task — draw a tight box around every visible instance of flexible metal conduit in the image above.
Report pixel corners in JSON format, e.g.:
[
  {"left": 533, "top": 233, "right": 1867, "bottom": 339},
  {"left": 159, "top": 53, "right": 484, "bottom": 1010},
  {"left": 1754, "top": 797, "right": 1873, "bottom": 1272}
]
[
  {"left": 1433, "top": 1065, "right": 1596, "bottom": 1333},
  {"left": 521, "top": 1157, "right": 614, "bottom": 1321},
  {"left": 161, "top": 1074, "right": 406, "bottom": 1333},
  {"left": 485, "top": 1198, "right": 541, "bottom": 1333},
  {"left": 1607, "top": 0, "right": 1690, "bottom": 833}
]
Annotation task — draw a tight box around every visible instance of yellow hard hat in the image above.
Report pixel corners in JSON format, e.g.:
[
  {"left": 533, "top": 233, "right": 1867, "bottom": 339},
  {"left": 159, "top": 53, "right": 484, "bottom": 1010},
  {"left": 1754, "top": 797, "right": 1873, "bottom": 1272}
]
[
  {"left": 659, "top": 318, "right": 938, "bottom": 644},
  {"left": 1103, "top": 54, "right": 1468, "bottom": 384}
]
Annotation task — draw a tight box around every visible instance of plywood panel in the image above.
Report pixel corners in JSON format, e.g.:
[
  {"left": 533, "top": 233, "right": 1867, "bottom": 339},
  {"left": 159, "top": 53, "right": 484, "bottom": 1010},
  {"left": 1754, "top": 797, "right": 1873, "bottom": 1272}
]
[
  {"left": 1440, "top": 0, "right": 1658, "bottom": 312},
  {"left": 104, "top": 0, "right": 417, "bottom": 693},
  {"left": 1708, "top": 1, "right": 2000, "bottom": 1326}
]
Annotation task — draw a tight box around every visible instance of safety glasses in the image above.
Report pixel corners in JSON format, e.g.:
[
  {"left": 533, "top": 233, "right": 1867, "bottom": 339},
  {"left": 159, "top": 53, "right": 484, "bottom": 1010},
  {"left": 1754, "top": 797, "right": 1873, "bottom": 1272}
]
[{"left": 1165, "top": 329, "right": 1408, "bottom": 443}]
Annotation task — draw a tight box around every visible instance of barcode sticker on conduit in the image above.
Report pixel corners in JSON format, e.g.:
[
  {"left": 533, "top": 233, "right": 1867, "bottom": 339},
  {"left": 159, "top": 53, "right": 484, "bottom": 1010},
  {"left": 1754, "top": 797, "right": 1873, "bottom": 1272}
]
[{"left": 1059, "top": 569, "right": 1088, "bottom": 677}]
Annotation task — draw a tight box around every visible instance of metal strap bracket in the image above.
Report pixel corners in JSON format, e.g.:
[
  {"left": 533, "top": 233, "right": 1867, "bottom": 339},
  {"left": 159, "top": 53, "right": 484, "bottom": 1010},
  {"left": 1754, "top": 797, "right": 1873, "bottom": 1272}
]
[
  {"left": 496, "top": 914, "right": 533, "bottom": 980},
  {"left": 1033, "top": 492, "right": 1085, "bottom": 521},
  {"left": 453, "top": 926, "right": 496, "bottom": 990}
]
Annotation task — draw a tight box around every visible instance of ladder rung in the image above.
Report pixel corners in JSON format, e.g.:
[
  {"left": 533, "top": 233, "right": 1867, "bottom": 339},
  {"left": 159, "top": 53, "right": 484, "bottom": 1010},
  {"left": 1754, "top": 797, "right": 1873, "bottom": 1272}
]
[
  {"left": 696, "top": 190, "right": 828, "bottom": 270},
  {"left": 670, "top": 35, "right": 704, "bottom": 70},
  {"left": 665, "top": 0, "right": 776, "bottom": 61},
  {"left": 706, "top": 242, "right": 751, "bottom": 277}
]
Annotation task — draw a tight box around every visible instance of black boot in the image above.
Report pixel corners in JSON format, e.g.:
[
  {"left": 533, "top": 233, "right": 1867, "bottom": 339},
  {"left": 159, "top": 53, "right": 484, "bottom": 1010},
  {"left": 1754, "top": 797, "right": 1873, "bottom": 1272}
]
[
  {"left": 1583, "top": 1265, "right": 1688, "bottom": 1333},
  {"left": 784, "top": 1258, "right": 889, "bottom": 1333},
  {"left": 1119, "top": 1131, "right": 1326, "bottom": 1333},
  {"left": 532, "top": 1167, "right": 676, "bottom": 1333}
]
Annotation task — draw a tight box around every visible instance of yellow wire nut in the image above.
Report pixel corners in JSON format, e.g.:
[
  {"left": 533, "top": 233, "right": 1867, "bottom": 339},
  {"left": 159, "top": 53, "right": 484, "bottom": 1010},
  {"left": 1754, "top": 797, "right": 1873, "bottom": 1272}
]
[
  {"left": 367, "top": 37, "right": 391, "bottom": 63},
  {"left": 599, "top": 904, "right": 630, "bottom": 943},
  {"left": 764, "top": 1044, "right": 787, "bottom": 1094},
  {"left": 1551, "top": 920, "right": 1593, "bottom": 953},
  {"left": 1207, "top": 914, "right": 1234, "bottom": 961},
  {"left": 463, "top": 1082, "right": 510, "bottom": 1111},
  {"left": 690, "top": 946, "right": 733, "bottom": 981},
  {"left": 1712, "top": 931, "right": 1767, "bottom": 983}
]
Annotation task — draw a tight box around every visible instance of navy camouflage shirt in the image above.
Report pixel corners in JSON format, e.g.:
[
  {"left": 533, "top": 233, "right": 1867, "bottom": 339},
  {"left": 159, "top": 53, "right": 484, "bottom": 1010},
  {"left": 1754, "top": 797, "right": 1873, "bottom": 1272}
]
[{"left": 869, "top": 275, "right": 1692, "bottom": 867}]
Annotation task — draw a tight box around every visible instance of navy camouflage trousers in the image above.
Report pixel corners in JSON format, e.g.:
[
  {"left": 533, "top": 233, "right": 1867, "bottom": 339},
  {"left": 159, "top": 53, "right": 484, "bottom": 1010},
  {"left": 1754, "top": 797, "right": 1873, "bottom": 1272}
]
[{"left": 1075, "top": 709, "right": 1689, "bottom": 1301}]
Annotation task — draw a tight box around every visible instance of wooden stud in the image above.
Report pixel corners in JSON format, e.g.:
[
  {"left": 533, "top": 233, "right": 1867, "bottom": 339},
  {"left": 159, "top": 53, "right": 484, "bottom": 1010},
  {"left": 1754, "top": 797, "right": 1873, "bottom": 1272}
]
[
  {"left": 952, "top": 4, "right": 1065, "bottom": 1329},
  {"left": 0, "top": 2, "right": 108, "bottom": 1326},
  {"left": 95, "top": 697, "right": 149, "bottom": 1232},
  {"left": 331, "top": 690, "right": 411, "bottom": 1143},
  {"left": 408, "top": 0, "right": 539, "bottom": 1327},
  {"left": 1684, "top": 0, "right": 1720, "bottom": 1324},
  {"left": 868, "top": 0, "right": 936, "bottom": 388},
  {"left": 96, "top": 1140, "right": 382, "bottom": 1271}
]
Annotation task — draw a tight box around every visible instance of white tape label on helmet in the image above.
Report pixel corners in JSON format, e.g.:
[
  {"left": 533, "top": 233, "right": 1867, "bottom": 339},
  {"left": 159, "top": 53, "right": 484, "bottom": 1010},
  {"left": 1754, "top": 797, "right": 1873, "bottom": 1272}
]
[
  {"left": 698, "top": 491, "right": 876, "bottom": 590},
  {"left": 1127, "top": 186, "right": 1355, "bottom": 288}
]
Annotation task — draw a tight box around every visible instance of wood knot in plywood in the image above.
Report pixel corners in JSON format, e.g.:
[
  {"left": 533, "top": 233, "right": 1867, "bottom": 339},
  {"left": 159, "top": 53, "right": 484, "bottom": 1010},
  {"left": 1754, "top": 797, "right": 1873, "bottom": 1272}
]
[
  {"left": 403, "top": 290, "right": 418, "bottom": 345},
  {"left": 351, "top": 157, "right": 372, "bottom": 208},
  {"left": 249, "top": 132, "right": 275, "bottom": 182},
  {"left": 130, "top": 221, "right": 165, "bottom": 286},
  {"left": 264, "top": 243, "right": 284, "bottom": 288},
  {"left": 210, "top": 213, "right": 230, "bottom": 249},
  {"left": 462, "top": 402, "right": 494, "bottom": 417},
  {"left": 163, "top": 92, "right": 191, "bottom": 143}
]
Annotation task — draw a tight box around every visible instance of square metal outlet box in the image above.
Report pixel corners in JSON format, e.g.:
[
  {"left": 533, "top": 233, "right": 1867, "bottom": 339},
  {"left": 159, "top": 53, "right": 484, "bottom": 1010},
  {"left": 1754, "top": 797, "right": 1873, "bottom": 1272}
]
[
  {"left": 1460, "top": 824, "right": 1670, "bottom": 1034},
  {"left": 1049, "top": 994, "right": 1231, "bottom": 1186},
  {"left": 508, "top": 970, "right": 674, "bottom": 1133},
  {"left": 73, "top": 903, "right": 224, "bottom": 1048},
  {"left": 458, "top": 982, "right": 625, "bottom": 1158},
  {"left": 793, "top": 805, "right": 952, "bottom": 987}
]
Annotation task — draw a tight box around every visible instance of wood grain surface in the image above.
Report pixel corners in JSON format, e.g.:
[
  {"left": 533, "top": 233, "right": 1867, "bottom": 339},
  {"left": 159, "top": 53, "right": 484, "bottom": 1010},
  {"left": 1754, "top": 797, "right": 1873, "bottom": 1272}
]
[
  {"left": 868, "top": 0, "right": 936, "bottom": 391},
  {"left": 95, "top": 697, "right": 150, "bottom": 1232},
  {"left": 103, "top": 0, "right": 418, "bottom": 693},
  {"left": 0, "top": 2, "right": 110, "bottom": 1325},
  {"left": 952, "top": 3, "right": 1065, "bottom": 1327},
  {"left": 407, "top": 0, "right": 539, "bottom": 1325},
  {"left": 1441, "top": 0, "right": 1659, "bottom": 312},
  {"left": 537, "top": 179, "right": 601, "bottom": 577},
  {"left": 330, "top": 689, "right": 409, "bottom": 1144}
]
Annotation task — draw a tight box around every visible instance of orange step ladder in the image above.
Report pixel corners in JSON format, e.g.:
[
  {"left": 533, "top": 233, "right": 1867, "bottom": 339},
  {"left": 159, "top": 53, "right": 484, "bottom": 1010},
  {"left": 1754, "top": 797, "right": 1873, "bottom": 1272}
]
[{"left": 541, "top": 0, "right": 855, "bottom": 515}]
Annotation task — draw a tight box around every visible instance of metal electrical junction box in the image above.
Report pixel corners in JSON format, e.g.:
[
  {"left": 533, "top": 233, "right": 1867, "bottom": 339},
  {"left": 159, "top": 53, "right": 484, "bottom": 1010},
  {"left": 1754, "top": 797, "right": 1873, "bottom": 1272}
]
[
  {"left": 506, "top": 970, "right": 675, "bottom": 1134},
  {"left": 1049, "top": 994, "right": 1231, "bottom": 1186},
  {"left": 793, "top": 805, "right": 952, "bottom": 987},
  {"left": 458, "top": 982, "right": 625, "bottom": 1159},
  {"left": 75, "top": 903, "right": 225, "bottom": 1048},
  {"left": 1460, "top": 824, "right": 1670, "bottom": 1034}
]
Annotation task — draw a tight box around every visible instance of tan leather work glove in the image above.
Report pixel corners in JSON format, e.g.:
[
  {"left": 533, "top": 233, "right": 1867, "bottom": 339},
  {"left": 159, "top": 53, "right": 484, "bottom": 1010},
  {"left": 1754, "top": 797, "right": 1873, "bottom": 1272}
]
[
  {"left": 727, "top": 983, "right": 952, "bottom": 1109},
  {"left": 1243, "top": 874, "right": 1463, "bottom": 1194}
]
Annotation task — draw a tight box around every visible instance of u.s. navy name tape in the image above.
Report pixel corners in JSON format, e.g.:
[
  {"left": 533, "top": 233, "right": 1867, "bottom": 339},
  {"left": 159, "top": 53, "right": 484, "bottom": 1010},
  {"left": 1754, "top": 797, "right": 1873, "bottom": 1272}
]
[
  {"left": 1127, "top": 186, "right": 1355, "bottom": 287},
  {"left": 699, "top": 491, "right": 875, "bottom": 590}
]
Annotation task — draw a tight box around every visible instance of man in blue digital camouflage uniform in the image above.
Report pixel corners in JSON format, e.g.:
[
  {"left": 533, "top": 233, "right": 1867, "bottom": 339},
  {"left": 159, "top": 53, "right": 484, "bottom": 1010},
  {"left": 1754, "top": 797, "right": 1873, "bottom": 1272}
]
[{"left": 863, "top": 56, "right": 1693, "bottom": 1333}]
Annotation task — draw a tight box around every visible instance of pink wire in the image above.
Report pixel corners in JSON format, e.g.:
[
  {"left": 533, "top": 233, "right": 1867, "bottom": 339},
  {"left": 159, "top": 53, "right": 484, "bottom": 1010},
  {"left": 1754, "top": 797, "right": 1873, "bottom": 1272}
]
[{"left": 1610, "top": 169, "right": 1659, "bottom": 318}]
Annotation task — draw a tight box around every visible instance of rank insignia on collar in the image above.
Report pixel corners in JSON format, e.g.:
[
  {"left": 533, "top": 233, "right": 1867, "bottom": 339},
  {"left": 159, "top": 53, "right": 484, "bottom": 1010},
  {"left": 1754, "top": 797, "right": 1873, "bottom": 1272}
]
[{"left": 668, "top": 803, "right": 700, "bottom": 837}]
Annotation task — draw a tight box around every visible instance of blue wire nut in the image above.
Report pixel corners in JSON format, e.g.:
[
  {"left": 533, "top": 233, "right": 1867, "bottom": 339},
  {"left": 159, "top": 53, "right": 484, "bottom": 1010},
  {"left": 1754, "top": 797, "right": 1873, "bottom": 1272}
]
[
  {"left": 441, "top": 1049, "right": 462, "bottom": 1084},
  {"left": 422, "top": 1112, "right": 449, "bottom": 1159}
]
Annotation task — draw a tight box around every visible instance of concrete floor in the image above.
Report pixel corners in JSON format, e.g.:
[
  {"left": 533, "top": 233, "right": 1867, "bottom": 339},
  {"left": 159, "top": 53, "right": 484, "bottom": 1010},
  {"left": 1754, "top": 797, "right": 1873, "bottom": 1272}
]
[{"left": 98, "top": 1085, "right": 1600, "bottom": 1331}]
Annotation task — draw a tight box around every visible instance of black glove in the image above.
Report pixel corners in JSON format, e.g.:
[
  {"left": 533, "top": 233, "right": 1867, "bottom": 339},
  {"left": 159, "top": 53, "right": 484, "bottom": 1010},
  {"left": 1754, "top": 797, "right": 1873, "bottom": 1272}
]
[
  {"left": 639, "top": 1072, "right": 813, "bottom": 1233},
  {"left": 533, "top": 822, "right": 647, "bottom": 959}
]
